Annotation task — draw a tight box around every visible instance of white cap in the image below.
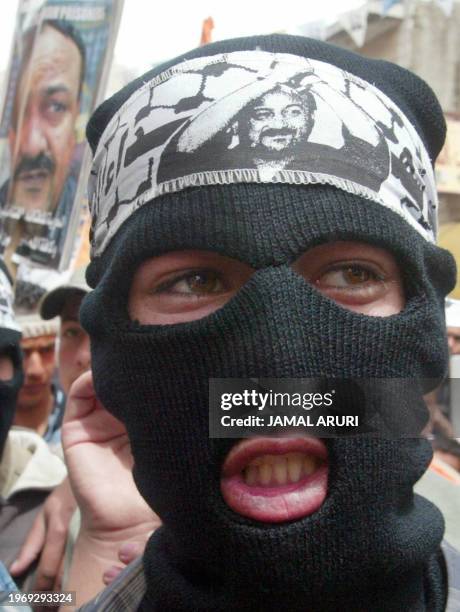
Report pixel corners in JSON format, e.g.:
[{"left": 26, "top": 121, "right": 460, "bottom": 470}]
[
  {"left": 19, "top": 313, "right": 59, "bottom": 339},
  {"left": 445, "top": 299, "right": 460, "bottom": 328}
]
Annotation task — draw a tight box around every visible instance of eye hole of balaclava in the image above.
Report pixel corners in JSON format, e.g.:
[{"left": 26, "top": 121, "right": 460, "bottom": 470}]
[
  {"left": 85, "top": 185, "right": 442, "bottom": 324},
  {"left": 126, "top": 239, "right": 408, "bottom": 327}
]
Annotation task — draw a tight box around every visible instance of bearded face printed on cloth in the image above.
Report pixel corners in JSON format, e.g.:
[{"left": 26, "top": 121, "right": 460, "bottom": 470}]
[
  {"left": 0, "top": 260, "right": 23, "bottom": 460},
  {"left": 81, "top": 36, "right": 456, "bottom": 612}
]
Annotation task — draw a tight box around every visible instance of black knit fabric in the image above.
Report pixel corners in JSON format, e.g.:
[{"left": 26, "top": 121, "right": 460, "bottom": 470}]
[
  {"left": 81, "top": 35, "right": 456, "bottom": 611},
  {"left": 0, "top": 260, "right": 23, "bottom": 460}
]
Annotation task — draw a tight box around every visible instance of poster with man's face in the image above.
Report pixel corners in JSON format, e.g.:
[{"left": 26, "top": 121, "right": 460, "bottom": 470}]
[
  {"left": 0, "top": 0, "right": 123, "bottom": 308},
  {"left": 8, "top": 20, "right": 81, "bottom": 218}
]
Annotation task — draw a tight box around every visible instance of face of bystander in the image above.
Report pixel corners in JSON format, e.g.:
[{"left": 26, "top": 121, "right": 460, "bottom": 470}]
[
  {"left": 447, "top": 326, "right": 460, "bottom": 356},
  {"left": 59, "top": 292, "right": 90, "bottom": 394},
  {"left": 16, "top": 334, "right": 55, "bottom": 411}
]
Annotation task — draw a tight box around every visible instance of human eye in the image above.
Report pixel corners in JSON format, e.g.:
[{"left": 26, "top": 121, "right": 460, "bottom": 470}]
[
  {"left": 252, "top": 108, "right": 272, "bottom": 121},
  {"left": 155, "top": 269, "right": 225, "bottom": 297},
  {"left": 42, "top": 96, "right": 70, "bottom": 124},
  {"left": 285, "top": 105, "right": 302, "bottom": 117},
  {"left": 314, "top": 261, "right": 390, "bottom": 305},
  {"left": 292, "top": 241, "right": 404, "bottom": 316},
  {"left": 318, "top": 264, "right": 384, "bottom": 289},
  {"left": 61, "top": 324, "right": 82, "bottom": 341},
  {"left": 129, "top": 251, "right": 255, "bottom": 325},
  {"left": 49, "top": 101, "right": 67, "bottom": 113},
  {"left": 40, "top": 344, "right": 55, "bottom": 356}
]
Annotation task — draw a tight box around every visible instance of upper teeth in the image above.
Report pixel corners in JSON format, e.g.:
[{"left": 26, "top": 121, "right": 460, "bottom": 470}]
[{"left": 242, "top": 453, "right": 320, "bottom": 487}]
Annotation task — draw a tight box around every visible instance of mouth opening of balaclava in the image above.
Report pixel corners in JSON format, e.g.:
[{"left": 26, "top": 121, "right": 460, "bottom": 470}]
[{"left": 81, "top": 34, "right": 456, "bottom": 612}]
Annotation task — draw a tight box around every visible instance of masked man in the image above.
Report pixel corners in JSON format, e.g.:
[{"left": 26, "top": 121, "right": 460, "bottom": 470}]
[{"left": 70, "top": 35, "right": 459, "bottom": 610}]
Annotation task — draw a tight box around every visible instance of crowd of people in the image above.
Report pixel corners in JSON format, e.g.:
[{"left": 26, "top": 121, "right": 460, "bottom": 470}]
[{"left": 1, "top": 33, "right": 460, "bottom": 611}]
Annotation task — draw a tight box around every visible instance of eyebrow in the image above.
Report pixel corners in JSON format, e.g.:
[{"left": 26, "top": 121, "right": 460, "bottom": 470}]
[
  {"left": 253, "top": 103, "right": 302, "bottom": 111},
  {"left": 43, "top": 85, "right": 71, "bottom": 97},
  {"left": 23, "top": 342, "right": 56, "bottom": 351},
  {"left": 61, "top": 315, "right": 79, "bottom": 322}
]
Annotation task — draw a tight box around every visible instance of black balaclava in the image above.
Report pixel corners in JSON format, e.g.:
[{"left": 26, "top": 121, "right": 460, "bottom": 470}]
[
  {"left": 0, "top": 260, "right": 23, "bottom": 460},
  {"left": 81, "top": 35, "right": 456, "bottom": 611}
]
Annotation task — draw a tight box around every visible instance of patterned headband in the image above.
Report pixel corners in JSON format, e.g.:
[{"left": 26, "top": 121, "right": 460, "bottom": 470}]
[{"left": 88, "top": 50, "right": 437, "bottom": 257}]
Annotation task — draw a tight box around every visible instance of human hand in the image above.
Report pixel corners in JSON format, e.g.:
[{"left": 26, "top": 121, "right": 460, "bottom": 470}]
[
  {"left": 9, "top": 478, "right": 76, "bottom": 591},
  {"left": 102, "top": 540, "right": 147, "bottom": 585},
  {"left": 62, "top": 371, "right": 160, "bottom": 538}
]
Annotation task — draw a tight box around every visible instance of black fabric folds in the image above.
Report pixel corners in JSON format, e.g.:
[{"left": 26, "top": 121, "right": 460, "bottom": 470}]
[
  {"left": 0, "top": 273, "right": 23, "bottom": 460},
  {"left": 81, "top": 34, "right": 456, "bottom": 611},
  {"left": 81, "top": 187, "right": 455, "bottom": 611}
]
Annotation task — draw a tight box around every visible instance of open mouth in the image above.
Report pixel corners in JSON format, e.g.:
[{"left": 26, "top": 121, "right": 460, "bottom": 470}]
[{"left": 220, "top": 436, "right": 328, "bottom": 523}]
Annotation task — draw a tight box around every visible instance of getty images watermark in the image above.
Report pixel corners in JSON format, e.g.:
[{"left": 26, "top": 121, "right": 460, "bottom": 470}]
[
  {"left": 208, "top": 378, "right": 431, "bottom": 438},
  {"left": 219, "top": 388, "right": 354, "bottom": 427}
]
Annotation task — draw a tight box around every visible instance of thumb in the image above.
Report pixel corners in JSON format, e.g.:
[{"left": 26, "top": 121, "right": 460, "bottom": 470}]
[
  {"left": 63, "top": 371, "right": 96, "bottom": 424},
  {"left": 10, "top": 510, "right": 46, "bottom": 576}
]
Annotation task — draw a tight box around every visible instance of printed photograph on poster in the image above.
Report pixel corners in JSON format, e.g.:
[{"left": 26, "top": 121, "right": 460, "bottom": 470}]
[
  {"left": 435, "top": 113, "right": 460, "bottom": 195},
  {"left": 0, "top": 0, "right": 123, "bottom": 310}
]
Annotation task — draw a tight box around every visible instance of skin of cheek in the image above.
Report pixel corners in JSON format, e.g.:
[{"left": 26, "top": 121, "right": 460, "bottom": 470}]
[
  {"left": 133, "top": 294, "right": 232, "bottom": 325},
  {"left": 335, "top": 291, "right": 404, "bottom": 317},
  {"left": 24, "top": 351, "right": 55, "bottom": 385},
  {"left": 447, "top": 328, "right": 460, "bottom": 355},
  {"left": 59, "top": 335, "right": 91, "bottom": 394},
  {"left": 51, "top": 122, "right": 76, "bottom": 204},
  {"left": 0, "top": 355, "right": 14, "bottom": 382},
  {"left": 59, "top": 345, "right": 74, "bottom": 394}
]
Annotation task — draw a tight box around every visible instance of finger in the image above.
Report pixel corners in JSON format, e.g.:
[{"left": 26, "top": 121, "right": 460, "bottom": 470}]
[
  {"left": 63, "top": 371, "right": 96, "bottom": 423},
  {"left": 9, "top": 511, "right": 46, "bottom": 576},
  {"left": 102, "top": 565, "right": 124, "bottom": 585},
  {"left": 33, "top": 521, "right": 68, "bottom": 591},
  {"left": 53, "top": 557, "right": 65, "bottom": 592},
  {"left": 118, "top": 541, "right": 145, "bottom": 565},
  {"left": 62, "top": 373, "right": 127, "bottom": 449}
]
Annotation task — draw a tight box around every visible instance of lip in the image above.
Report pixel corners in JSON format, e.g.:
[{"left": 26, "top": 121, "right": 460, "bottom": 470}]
[
  {"left": 22, "top": 383, "right": 46, "bottom": 394},
  {"left": 220, "top": 436, "right": 328, "bottom": 523},
  {"left": 265, "top": 135, "right": 292, "bottom": 144},
  {"left": 17, "top": 170, "right": 50, "bottom": 190}
]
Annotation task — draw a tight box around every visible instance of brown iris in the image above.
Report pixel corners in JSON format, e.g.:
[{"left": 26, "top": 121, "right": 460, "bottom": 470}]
[
  {"left": 182, "top": 271, "right": 223, "bottom": 294},
  {"left": 342, "top": 266, "right": 374, "bottom": 285}
]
